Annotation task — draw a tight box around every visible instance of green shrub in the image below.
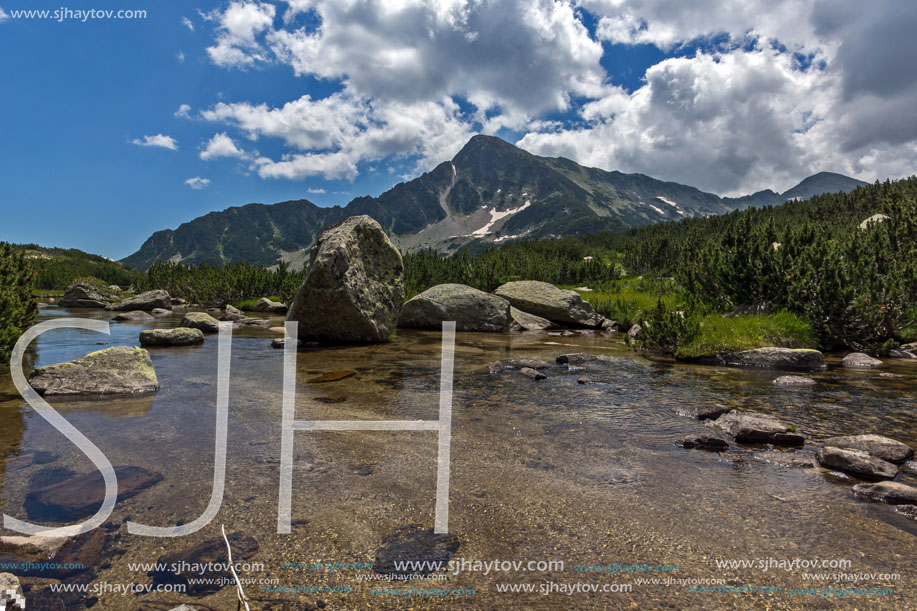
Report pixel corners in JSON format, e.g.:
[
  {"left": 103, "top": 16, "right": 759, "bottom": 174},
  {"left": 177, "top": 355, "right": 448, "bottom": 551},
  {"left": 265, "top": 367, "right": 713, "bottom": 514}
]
[{"left": 638, "top": 300, "right": 700, "bottom": 356}]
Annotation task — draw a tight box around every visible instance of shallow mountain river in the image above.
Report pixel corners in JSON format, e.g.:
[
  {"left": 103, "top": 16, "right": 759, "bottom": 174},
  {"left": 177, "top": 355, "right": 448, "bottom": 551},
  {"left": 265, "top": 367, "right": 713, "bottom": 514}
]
[{"left": 0, "top": 305, "right": 915, "bottom": 609}]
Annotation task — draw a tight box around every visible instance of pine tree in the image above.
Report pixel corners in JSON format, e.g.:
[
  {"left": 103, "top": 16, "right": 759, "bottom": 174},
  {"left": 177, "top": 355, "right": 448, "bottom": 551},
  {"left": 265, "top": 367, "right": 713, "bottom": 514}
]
[{"left": 0, "top": 242, "right": 38, "bottom": 365}]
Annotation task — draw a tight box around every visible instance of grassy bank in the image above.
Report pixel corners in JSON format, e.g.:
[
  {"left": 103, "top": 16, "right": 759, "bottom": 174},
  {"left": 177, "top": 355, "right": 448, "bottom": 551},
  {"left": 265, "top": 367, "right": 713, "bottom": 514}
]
[{"left": 675, "top": 312, "right": 816, "bottom": 359}]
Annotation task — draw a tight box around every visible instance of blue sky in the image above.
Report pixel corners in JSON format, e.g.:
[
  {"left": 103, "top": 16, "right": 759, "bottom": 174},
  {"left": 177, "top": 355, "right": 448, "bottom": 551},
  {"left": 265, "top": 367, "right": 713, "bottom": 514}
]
[{"left": 1, "top": 1, "right": 915, "bottom": 260}]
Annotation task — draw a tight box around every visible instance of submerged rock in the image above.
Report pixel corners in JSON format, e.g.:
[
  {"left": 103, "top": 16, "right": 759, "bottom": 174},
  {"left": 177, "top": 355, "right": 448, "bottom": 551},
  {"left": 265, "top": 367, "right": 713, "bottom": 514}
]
[
  {"left": 28, "top": 346, "right": 158, "bottom": 395},
  {"left": 509, "top": 306, "right": 555, "bottom": 331},
  {"left": 675, "top": 404, "right": 733, "bottom": 420},
  {"left": 59, "top": 280, "right": 120, "bottom": 308},
  {"left": 842, "top": 352, "right": 883, "bottom": 368},
  {"left": 374, "top": 524, "right": 460, "bottom": 577},
  {"left": 150, "top": 307, "right": 172, "bottom": 317},
  {"left": 752, "top": 450, "right": 815, "bottom": 468},
  {"left": 556, "top": 353, "right": 600, "bottom": 365},
  {"left": 519, "top": 367, "right": 547, "bottom": 380},
  {"left": 108, "top": 289, "right": 171, "bottom": 312},
  {"left": 709, "top": 411, "right": 804, "bottom": 445},
  {"left": 399, "top": 284, "right": 511, "bottom": 332},
  {"left": 852, "top": 482, "right": 917, "bottom": 505},
  {"left": 822, "top": 434, "right": 914, "bottom": 464},
  {"left": 24, "top": 466, "right": 163, "bottom": 522},
  {"left": 815, "top": 447, "right": 898, "bottom": 480},
  {"left": 677, "top": 434, "right": 729, "bottom": 451},
  {"left": 697, "top": 347, "right": 826, "bottom": 371},
  {"left": 181, "top": 312, "right": 221, "bottom": 333},
  {"left": 774, "top": 375, "right": 817, "bottom": 386},
  {"left": 150, "top": 532, "right": 258, "bottom": 596},
  {"left": 287, "top": 215, "right": 404, "bottom": 343},
  {"left": 494, "top": 280, "right": 604, "bottom": 328},
  {"left": 139, "top": 328, "right": 204, "bottom": 347},
  {"left": 488, "top": 358, "right": 552, "bottom": 374}
]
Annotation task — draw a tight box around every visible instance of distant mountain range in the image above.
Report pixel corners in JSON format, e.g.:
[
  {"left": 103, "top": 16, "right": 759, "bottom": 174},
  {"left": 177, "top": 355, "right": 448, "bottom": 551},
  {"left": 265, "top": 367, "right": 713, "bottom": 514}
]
[{"left": 121, "top": 135, "right": 869, "bottom": 271}]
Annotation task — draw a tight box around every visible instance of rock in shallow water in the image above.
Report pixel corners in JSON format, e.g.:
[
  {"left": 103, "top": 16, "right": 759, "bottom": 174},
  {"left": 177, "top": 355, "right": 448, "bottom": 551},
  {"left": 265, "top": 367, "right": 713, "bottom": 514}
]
[
  {"left": 842, "top": 352, "right": 883, "bottom": 368},
  {"left": 287, "top": 215, "right": 404, "bottom": 344},
  {"left": 181, "top": 312, "right": 221, "bottom": 333},
  {"left": 699, "top": 347, "right": 826, "bottom": 371},
  {"left": 24, "top": 466, "right": 163, "bottom": 522},
  {"left": 815, "top": 447, "right": 898, "bottom": 480},
  {"left": 140, "top": 327, "right": 204, "bottom": 347},
  {"left": 852, "top": 482, "right": 917, "bottom": 505},
  {"left": 399, "top": 284, "right": 511, "bottom": 332},
  {"left": 556, "top": 353, "right": 600, "bottom": 365},
  {"left": 709, "top": 411, "right": 804, "bottom": 445},
  {"left": 519, "top": 367, "right": 547, "bottom": 380},
  {"left": 677, "top": 434, "right": 729, "bottom": 451},
  {"left": 28, "top": 346, "right": 159, "bottom": 395},
  {"left": 822, "top": 434, "right": 913, "bottom": 464},
  {"left": 509, "top": 306, "right": 555, "bottom": 331},
  {"left": 488, "top": 358, "right": 552, "bottom": 373},
  {"left": 675, "top": 404, "right": 733, "bottom": 420},
  {"left": 113, "top": 310, "right": 155, "bottom": 322}
]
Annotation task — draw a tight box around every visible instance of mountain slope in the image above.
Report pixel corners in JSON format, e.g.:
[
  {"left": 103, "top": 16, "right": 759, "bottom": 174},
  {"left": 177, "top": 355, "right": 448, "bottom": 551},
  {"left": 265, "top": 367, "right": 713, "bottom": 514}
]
[{"left": 121, "top": 136, "right": 869, "bottom": 270}]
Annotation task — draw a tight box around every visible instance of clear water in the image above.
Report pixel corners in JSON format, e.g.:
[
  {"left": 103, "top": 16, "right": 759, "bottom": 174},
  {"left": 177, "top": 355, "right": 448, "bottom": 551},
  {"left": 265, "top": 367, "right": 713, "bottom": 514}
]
[{"left": 1, "top": 305, "right": 915, "bottom": 609}]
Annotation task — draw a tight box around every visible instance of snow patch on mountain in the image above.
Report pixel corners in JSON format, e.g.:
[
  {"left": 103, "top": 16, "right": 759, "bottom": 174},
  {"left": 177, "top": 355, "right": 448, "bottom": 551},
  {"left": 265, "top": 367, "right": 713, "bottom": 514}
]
[{"left": 469, "top": 200, "right": 532, "bottom": 237}]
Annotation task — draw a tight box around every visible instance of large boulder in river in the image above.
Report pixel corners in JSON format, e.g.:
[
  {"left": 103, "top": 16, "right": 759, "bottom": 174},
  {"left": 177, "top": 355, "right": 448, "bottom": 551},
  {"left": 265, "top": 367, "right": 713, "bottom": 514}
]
[
  {"left": 399, "top": 284, "right": 510, "bottom": 332},
  {"left": 815, "top": 447, "right": 898, "bottom": 480},
  {"left": 822, "top": 434, "right": 913, "bottom": 464},
  {"left": 181, "top": 312, "right": 221, "bottom": 333},
  {"left": 698, "top": 347, "right": 826, "bottom": 371},
  {"left": 107, "top": 290, "right": 171, "bottom": 312},
  {"left": 59, "top": 280, "right": 120, "bottom": 308},
  {"left": 494, "top": 281, "right": 604, "bottom": 328},
  {"left": 841, "top": 352, "right": 883, "bottom": 368},
  {"left": 287, "top": 216, "right": 404, "bottom": 343},
  {"left": 139, "top": 328, "right": 205, "bottom": 347},
  {"left": 28, "top": 346, "right": 158, "bottom": 395}
]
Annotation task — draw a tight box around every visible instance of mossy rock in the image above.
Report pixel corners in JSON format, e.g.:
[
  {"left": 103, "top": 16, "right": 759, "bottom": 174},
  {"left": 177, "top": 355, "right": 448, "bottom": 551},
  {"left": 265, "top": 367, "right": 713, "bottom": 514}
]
[{"left": 28, "top": 346, "right": 158, "bottom": 395}]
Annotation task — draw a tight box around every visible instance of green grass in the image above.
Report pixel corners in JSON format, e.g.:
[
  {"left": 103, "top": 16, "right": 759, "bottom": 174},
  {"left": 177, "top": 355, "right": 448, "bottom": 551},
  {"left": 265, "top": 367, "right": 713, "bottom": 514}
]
[
  {"left": 676, "top": 311, "right": 816, "bottom": 359},
  {"left": 231, "top": 296, "right": 283, "bottom": 310},
  {"left": 572, "top": 277, "right": 681, "bottom": 327}
]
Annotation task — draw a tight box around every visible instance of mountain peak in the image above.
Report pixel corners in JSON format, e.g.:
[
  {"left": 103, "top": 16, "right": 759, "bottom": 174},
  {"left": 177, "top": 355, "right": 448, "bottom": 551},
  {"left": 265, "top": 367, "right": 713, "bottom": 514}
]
[{"left": 781, "top": 172, "right": 868, "bottom": 201}]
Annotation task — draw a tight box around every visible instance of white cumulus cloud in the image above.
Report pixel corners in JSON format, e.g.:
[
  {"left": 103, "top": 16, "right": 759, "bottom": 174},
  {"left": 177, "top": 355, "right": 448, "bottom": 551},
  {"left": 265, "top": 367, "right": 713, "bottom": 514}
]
[
  {"left": 185, "top": 176, "right": 211, "bottom": 189},
  {"left": 200, "top": 132, "right": 247, "bottom": 160},
  {"left": 131, "top": 134, "right": 178, "bottom": 150},
  {"left": 0, "top": 7, "right": 9, "bottom": 23},
  {"left": 174, "top": 104, "right": 192, "bottom": 118},
  {"left": 181, "top": 16, "right": 194, "bottom": 31},
  {"left": 207, "top": 0, "right": 276, "bottom": 68}
]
